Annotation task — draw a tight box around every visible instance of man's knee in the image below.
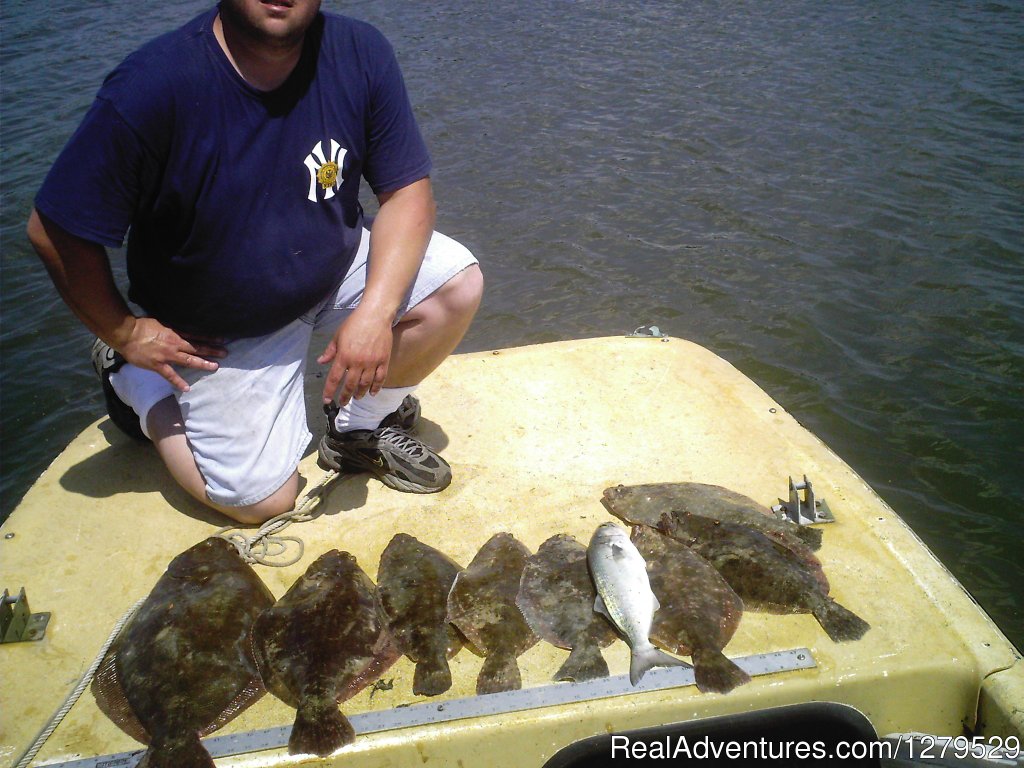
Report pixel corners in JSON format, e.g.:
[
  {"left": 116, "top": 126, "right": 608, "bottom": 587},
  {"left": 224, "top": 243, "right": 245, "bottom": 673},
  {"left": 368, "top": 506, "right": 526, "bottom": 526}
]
[
  {"left": 217, "top": 472, "right": 300, "bottom": 525},
  {"left": 437, "top": 263, "right": 484, "bottom": 319},
  {"left": 400, "top": 263, "right": 482, "bottom": 332}
]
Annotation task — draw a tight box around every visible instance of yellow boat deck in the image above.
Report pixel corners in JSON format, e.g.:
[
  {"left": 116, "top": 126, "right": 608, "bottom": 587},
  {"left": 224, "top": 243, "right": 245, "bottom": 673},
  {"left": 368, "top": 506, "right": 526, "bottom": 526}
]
[{"left": 1, "top": 336, "right": 1020, "bottom": 767}]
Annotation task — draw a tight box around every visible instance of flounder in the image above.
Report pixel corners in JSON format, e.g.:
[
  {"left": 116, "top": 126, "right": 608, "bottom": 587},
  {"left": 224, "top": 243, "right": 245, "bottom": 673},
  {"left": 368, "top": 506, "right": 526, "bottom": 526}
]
[
  {"left": 657, "top": 511, "right": 869, "bottom": 642},
  {"left": 446, "top": 533, "right": 538, "bottom": 694},
  {"left": 252, "top": 550, "right": 399, "bottom": 756},
  {"left": 587, "top": 523, "right": 690, "bottom": 685},
  {"left": 630, "top": 526, "right": 750, "bottom": 694},
  {"left": 602, "top": 482, "right": 828, "bottom": 593},
  {"left": 377, "top": 533, "right": 464, "bottom": 696},
  {"left": 602, "top": 482, "right": 822, "bottom": 552},
  {"left": 90, "top": 537, "right": 274, "bottom": 768},
  {"left": 516, "top": 534, "right": 617, "bottom": 682}
]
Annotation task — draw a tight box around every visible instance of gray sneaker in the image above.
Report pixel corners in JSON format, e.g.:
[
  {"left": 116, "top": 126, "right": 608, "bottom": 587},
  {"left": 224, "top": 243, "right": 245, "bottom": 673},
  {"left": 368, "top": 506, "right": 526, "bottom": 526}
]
[
  {"left": 379, "top": 394, "right": 421, "bottom": 432},
  {"left": 91, "top": 339, "right": 148, "bottom": 442},
  {"left": 317, "top": 397, "right": 451, "bottom": 493}
]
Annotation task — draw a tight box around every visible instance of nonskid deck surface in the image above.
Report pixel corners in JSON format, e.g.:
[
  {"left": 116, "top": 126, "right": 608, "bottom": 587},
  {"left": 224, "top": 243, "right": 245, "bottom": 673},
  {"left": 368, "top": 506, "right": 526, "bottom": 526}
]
[{"left": 2, "top": 337, "right": 1020, "bottom": 767}]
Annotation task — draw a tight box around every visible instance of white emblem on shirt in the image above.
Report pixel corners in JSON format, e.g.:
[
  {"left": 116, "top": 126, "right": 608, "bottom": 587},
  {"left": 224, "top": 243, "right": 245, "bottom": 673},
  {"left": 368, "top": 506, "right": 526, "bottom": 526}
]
[{"left": 303, "top": 140, "right": 347, "bottom": 202}]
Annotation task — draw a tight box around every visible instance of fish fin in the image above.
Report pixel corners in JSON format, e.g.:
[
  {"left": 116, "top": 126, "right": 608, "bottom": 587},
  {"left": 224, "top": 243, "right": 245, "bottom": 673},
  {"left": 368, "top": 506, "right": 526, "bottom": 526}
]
[
  {"left": 554, "top": 644, "right": 609, "bottom": 682},
  {"left": 288, "top": 696, "right": 355, "bottom": 756},
  {"left": 138, "top": 734, "right": 214, "bottom": 768},
  {"left": 334, "top": 633, "right": 403, "bottom": 705},
  {"left": 610, "top": 541, "right": 627, "bottom": 559},
  {"left": 89, "top": 648, "right": 151, "bottom": 744},
  {"left": 652, "top": 593, "right": 661, "bottom": 612},
  {"left": 593, "top": 593, "right": 612, "bottom": 620},
  {"left": 655, "top": 512, "right": 675, "bottom": 536},
  {"left": 200, "top": 676, "right": 266, "bottom": 736},
  {"left": 691, "top": 647, "right": 752, "bottom": 694},
  {"left": 813, "top": 598, "right": 871, "bottom": 642},
  {"left": 477, "top": 652, "right": 521, "bottom": 694},
  {"left": 796, "top": 525, "right": 824, "bottom": 550},
  {"left": 629, "top": 644, "right": 691, "bottom": 686},
  {"left": 413, "top": 655, "right": 453, "bottom": 697}
]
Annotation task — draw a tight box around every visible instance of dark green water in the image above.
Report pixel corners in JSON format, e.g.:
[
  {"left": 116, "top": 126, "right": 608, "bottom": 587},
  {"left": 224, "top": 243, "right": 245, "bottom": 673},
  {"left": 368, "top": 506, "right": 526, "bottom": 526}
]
[{"left": 1, "top": 1, "right": 1021, "bottom": 648}]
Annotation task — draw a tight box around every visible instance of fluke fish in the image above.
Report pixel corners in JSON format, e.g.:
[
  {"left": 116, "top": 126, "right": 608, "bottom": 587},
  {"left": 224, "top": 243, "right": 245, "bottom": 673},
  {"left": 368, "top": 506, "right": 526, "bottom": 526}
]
[
  {"left": 657, "top": 511, "right": 869, "bottom": 642},
  {"left": 447, "top": 533, "right": 539, "bottom": 694},
  {"left": 602, "top": 481, "right": 822, "bottom": 553},
  {"left": 630, "top": 526, "right": 750, "bottom": 694},
  {"left": 252, "top": 550, "right": 398, "bottom": 756},
  {"left": 90, "top": 537, "right": 274, "bottom": 768},
  {"left": 516, "top": 533, "right": 617, "bottom": 682},
  {"left": 377, "top": 533, "right": 464, "bottom": 696}
]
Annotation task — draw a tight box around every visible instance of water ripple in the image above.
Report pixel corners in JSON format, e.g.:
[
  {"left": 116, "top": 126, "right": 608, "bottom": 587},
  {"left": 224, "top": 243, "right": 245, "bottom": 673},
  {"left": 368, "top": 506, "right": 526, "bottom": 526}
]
[{"left": 1, "top": 0, "right": 1022, "bottom": 647}]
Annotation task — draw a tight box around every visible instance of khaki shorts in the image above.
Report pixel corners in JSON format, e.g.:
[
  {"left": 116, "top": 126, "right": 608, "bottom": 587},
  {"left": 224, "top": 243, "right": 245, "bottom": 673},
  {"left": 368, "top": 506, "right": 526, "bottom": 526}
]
[{"left": 129, "top": 227, "right": 477, "bottom": 507}]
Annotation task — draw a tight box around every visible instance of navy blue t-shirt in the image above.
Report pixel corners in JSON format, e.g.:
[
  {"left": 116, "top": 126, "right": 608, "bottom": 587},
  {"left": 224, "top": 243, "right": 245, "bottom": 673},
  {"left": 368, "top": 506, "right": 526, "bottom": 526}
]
[{"left": 35, "top": 8, "right": 431, "bottom": 337}]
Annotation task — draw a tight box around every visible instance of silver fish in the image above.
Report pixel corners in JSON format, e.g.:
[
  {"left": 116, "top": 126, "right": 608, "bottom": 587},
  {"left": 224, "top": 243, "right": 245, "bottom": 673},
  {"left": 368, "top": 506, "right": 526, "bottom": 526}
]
[{"left": 586, "top": 523, "right": 690, "bottom": 685}]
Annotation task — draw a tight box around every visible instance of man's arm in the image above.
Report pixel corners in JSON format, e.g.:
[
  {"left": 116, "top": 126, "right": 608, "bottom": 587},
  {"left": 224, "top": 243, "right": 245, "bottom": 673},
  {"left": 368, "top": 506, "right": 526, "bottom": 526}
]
[
  {"left": 27, "top": 208, "right": 224, "bottom": 391},
  {"left": 318, "top": 176, "right": 436, "bottom": 405}
]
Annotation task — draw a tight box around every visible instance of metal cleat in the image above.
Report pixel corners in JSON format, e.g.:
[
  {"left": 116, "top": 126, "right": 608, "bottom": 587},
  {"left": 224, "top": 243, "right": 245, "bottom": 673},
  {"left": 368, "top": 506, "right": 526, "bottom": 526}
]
[
  {"left": 772, "top": 475, "right": 834, "bottom": 526},
  {"left": 1, "top": 587, "right": 51, "bottom": 643}
]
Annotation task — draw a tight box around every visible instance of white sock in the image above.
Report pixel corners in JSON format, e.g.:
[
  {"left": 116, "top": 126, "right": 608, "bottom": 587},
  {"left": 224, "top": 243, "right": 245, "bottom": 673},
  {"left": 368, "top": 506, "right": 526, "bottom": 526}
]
[
  {"left": 108, "top": 365, "right": 175, "bottom": 439},
  {"left": 334, "top": 385, "right": 416, "bottom": 433}
]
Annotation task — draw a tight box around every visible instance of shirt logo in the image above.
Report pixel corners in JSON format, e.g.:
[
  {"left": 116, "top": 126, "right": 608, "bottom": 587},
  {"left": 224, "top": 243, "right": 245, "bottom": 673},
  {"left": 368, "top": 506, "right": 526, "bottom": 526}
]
[{"left": 303, "top": 140, "right": 347, "bottom": 203}]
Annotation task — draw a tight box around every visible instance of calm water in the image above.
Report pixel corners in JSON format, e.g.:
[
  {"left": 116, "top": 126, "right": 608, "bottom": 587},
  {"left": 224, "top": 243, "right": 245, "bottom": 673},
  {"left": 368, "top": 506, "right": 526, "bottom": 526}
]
[{"left": 1, "top": 1, "right": 1021, "bottom": 648}]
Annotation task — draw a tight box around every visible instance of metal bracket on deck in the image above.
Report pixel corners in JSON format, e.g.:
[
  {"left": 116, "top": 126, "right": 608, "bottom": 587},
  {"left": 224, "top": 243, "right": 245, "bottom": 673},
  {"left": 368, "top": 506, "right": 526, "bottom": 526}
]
[
  {"left": 1, "top": 587, "right": 51, "bottom": 643},
  {"left": 772, "top": 475, "right": 834, "bottom": 525},
  {"left": 626, "top": 325, "right": 669, "bottom": 340}
]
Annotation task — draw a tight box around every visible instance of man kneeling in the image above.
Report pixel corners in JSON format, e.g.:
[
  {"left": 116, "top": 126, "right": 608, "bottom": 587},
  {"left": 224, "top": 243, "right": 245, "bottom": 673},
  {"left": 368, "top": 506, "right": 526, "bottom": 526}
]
[{"left": 27, "top": 0, "right": 483, "bottom": 523}]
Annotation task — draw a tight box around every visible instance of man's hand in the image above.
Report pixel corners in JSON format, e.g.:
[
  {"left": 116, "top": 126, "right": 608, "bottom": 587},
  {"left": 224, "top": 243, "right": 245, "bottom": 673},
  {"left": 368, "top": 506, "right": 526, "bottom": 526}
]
[
  {"left": 118, "top": 317, "right": 226, "bottom": 392},
  {"left": 317, "top": 177, "right": 435, "bottom": 406},
  {"left": 318, "top": 306, "right": 393, "bottom": 405},
  {"left": 27, "top": 209, "right": 225, "bottom": 392}
]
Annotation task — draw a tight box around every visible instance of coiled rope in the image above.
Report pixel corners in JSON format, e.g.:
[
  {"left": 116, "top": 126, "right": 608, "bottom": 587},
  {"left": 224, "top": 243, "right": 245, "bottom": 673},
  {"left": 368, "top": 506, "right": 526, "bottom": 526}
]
[
  {"left": 215, "top": 468, "right": 340, "bottom": 567},
  {"left": 14, "top": 469, "right": 341, "bottom": 765}
]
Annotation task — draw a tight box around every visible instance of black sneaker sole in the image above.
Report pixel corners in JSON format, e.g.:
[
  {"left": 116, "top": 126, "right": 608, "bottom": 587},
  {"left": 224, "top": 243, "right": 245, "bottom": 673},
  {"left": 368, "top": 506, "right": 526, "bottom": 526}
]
[{"left": 93, "top": 339, "right": 149, "bottom": 442}]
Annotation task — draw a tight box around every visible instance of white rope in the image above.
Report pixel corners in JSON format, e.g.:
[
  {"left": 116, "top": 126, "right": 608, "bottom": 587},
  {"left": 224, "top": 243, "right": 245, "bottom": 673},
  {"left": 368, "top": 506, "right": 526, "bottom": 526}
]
[
  {"left": 12, "top": 470, "right": 341, "bottom": 766},
  {"left": 13, "top": 597, "right": 146, "bottom": 768},
  {"left": 12, "top": 466, "right": 342, "bottom": 765},
  {"left": 215, "top": 469, "right": 340, "bottom": 567}
]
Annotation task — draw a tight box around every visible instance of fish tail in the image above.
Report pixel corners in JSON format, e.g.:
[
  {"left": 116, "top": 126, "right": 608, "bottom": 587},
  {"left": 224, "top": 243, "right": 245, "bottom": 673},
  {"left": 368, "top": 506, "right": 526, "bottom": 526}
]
[
  {"left": 138, "top": 734, "right": 214, "bottom": 768},
  {"left": 629, "top": 643, "right": 691, "bottom": 686},
  {"left": 554, "top": 644, "right": 609, "bottom": 682},
  {"left": 288, "top": 695, "right": 355, "bottom": 756},
  {"left": 813, "top": 598, "right": 871, "bottom": 642},
  {"left": 477, "top": 652, "right": 521, "bottom": 695},
  {"left": 413, "top": 655, "right": 453, "bottom": 697},
  {"left": 692, "top": 647, "right": 752, "bottom": 694}
]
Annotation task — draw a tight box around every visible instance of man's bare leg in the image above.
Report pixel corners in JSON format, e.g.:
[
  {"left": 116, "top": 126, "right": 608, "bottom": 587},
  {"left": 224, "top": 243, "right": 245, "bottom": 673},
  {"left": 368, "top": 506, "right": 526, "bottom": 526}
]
[
  {"left": 149, "top": 264, "right": 482, "bottom": 514},
  {"left": 386, "top": 264, "right": 483, "bottom": 386},
  {"left": 318, "top": 263, "right": 483, "bottom": 492},
  {"left": 146, "top": 396, "right": 299, "bottom": 524}
]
